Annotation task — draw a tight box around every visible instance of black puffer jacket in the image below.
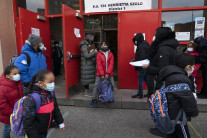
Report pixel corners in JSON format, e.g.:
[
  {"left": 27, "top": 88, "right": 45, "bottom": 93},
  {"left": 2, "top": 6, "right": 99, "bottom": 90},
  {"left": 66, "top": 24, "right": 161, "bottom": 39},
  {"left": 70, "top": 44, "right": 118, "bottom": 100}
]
[
  {"left": 22, "top": 85, "right": 64, "bottom": 138},
  {"left": 195, "top": 38, "right": 207, "bottom": 70},
  {"left": 148, "top": 39, "right": 178, "bottom": 75},
  {"left": 157, "top": 65, "right": 199, "bottom": 121},
  {"left": 135, "top": 41, "right": 150, "bottom": 70}
]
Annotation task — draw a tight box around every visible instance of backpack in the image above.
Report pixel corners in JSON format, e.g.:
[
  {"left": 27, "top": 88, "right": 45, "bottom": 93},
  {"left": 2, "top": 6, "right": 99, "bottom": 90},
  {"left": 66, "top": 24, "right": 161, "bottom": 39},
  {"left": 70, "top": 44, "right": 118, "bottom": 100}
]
[
  {"left": 10, "top": 91, "right": 54, "bottom": 136},
  {"left": 10, "top": 52, "right": 31, "bottom": 66},
  {"left": 98, "top": 79, "right": 114, "bottom": 103},
  {"left": 148, "top": 83, "right": 190, "bottom": 134}
]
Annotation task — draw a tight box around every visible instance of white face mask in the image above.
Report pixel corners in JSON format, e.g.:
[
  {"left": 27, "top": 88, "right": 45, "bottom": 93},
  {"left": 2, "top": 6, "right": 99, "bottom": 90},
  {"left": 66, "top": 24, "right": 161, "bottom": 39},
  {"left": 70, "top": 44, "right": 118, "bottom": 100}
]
[
  {"left": 187, "top": 67, "right": 194, "bottom": 77},
  {"left": 152, "top": 36, "right": 156, "bottom": 41},
  {"left": 12, "top": 74, "right": 20, "bottom": 81},
  {"left": 40, "top": 43, "right": 46, "bottom": 51},
  {"left": 187, "top": 48, "right": 194, "bottom": 52},
  {"left": 44, "top": 82, "right": 55, "bottom": 92},
  {"left": 55, "top": 44, "right": 59, "bottom": 47}
]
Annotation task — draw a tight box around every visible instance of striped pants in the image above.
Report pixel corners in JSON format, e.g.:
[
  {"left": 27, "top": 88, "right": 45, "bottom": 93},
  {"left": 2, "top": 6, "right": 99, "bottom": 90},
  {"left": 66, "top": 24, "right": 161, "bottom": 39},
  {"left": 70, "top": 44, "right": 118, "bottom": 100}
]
[{"left": 167, "top": 124, "right": 190, "bottom": 138}]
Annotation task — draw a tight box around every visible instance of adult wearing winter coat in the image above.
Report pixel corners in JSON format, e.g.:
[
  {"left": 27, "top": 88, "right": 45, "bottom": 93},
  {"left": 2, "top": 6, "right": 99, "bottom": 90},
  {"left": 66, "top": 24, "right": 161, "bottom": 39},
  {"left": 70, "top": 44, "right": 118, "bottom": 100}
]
[
  {"left": 144, "top": 27, "right": 179, "bottom": 97},
  {"left": 132, "top": 33, "right": 150, "bottom": 99},
  {"left": 194, "top": 36, "right": 207, "bottom": 98},
  {"left": 0, "top": 65, "right": 24, "bottom": 138},
  {"left": 79, "top": 34, "right": 98, "bottom": 96},
  {"left": 150, "top": 53, "right": 199, "bottom": 138},
  {"left": 52, "top": 41, "right": 63, "bottom": 76},
  {"left": 14, "top": 34, "right": 47, "bottom": 95}
]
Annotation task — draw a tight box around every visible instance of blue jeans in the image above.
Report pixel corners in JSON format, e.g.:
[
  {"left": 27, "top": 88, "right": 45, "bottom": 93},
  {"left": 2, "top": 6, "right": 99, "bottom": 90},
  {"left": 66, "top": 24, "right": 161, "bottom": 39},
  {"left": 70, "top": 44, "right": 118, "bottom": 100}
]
[
  {"left": 2, "top": 124, "right": 11, "bottom": 138},
  {"left": 40, "top": 132, "right": 47, "bottom": 138},
  {"left": 138, "top": 68, "right": 148, "bottom": 95}
]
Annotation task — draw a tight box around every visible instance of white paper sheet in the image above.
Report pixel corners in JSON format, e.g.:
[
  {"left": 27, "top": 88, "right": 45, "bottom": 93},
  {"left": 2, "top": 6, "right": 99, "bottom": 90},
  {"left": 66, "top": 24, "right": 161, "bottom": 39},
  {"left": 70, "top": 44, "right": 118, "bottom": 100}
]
[
  {"left": 31, "top": 28, "right": 40, "bottom": 36},
  {"left": 74, "top": 28, "right": 81, "bottom": 38},
  {"left": 130, "top": 59, "right": 150, "bottom": 67},
  {"left": 175, "top": 32, "right": 190, "bottom": 41}
]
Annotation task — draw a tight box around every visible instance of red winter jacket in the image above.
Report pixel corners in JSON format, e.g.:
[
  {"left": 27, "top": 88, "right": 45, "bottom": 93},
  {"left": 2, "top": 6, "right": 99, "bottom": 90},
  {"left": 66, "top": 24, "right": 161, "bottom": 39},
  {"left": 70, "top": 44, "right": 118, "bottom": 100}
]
[
  {"left": 188, "top": 51, "right": 201, "bottom": 77},
  {"left": 0, "top": 74, "right": 23, "bottom": 124},
  {"left": 96, "top": 51, "right": 114, "bottom": 76}
]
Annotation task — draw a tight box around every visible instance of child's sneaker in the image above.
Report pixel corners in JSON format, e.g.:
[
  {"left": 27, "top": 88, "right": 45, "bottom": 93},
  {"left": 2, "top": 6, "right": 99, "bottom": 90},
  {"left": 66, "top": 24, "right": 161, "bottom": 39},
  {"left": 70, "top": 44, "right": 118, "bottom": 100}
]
[{"left": 89, "top": 99, "right": 97, "bottom": 108}]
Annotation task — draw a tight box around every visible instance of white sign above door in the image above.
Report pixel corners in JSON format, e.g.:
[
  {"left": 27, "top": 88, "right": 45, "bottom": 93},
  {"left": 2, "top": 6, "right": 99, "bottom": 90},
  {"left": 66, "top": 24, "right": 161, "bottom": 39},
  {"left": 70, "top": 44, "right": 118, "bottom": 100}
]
[{"left": 84, "top": 0, "right": 152, "bottom": 13}]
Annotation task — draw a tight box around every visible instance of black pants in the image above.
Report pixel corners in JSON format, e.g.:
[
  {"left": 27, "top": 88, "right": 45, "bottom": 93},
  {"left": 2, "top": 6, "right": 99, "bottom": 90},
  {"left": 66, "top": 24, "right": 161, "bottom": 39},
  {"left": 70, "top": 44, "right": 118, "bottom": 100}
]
[
  {"left": 84, "top": 85, "right": 89, "bottom": 89},
  {"left": 53, "top": 58, "right": 62, "bottom": 76},
  {"left": 201, "top": 68, "right": 207, "bottom": 95},
  {"left": 167, "top": 124, "right": 190, "bottom": 138},
  {"left": 189, "top": 76, "right": 196, "bottom": 93},
  {"left": 148, "top": 74, "right": 156, "bottom": 97}
]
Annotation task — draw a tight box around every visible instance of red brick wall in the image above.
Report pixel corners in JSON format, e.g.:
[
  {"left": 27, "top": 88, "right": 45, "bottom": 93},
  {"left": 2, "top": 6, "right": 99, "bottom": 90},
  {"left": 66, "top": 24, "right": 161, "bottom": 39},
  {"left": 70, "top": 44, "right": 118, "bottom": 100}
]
[{"left": 0, "top": 0, "right": 17, "bottom": 74}]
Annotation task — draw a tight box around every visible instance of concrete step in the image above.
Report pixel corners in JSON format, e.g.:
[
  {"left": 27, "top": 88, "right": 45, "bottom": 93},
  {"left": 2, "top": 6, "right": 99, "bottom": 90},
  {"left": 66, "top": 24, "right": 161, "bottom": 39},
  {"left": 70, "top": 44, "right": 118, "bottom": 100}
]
[{"left": 57, "top": 91, "right": 207, "bottom": 112}]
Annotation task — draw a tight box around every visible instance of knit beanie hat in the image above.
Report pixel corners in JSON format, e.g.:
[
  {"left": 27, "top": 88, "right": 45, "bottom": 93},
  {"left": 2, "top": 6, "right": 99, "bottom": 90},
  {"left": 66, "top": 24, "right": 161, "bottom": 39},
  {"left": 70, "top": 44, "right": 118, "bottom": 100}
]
[
  {"left": 28, "top": 34, "right": 42, "bottom": 46},
  {"left": 176, "top": 53, "right": 195, "bottom": 69}
]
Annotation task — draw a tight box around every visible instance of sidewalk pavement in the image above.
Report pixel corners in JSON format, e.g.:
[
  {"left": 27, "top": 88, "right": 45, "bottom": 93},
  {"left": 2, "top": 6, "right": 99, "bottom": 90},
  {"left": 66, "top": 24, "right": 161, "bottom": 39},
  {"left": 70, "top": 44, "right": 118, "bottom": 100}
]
[
  {"left": 2, "top": 106, "right": 205, "bottom": 138},
  {"left": 54, "top": 75, "right": 207, "bottom": 112}
]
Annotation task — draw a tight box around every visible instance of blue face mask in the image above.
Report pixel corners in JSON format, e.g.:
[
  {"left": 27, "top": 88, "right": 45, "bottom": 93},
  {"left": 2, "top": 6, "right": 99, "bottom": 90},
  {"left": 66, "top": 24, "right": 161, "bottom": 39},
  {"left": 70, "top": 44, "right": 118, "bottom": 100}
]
[
  {"left": 187, "top": 67, "right": 194, "bottom": 77},
  {"left": 39, "top": 43, "right": 46, "bottom": 51},
  {"left": 12, "top": 74, "right": 20, "bottom": 81},
  {"left": 44, "top": 82, "right": 55, "bottom": 92}
]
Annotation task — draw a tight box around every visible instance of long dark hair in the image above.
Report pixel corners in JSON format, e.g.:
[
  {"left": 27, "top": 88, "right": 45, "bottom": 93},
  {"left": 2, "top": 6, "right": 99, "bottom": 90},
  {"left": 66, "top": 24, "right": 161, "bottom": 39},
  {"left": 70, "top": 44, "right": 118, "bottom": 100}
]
[
  {"left": 27, "top": 69, "right": 52, "bottom": 94},
  {"left": 4, "top": 65, "right": 18, "bottom": 77}
]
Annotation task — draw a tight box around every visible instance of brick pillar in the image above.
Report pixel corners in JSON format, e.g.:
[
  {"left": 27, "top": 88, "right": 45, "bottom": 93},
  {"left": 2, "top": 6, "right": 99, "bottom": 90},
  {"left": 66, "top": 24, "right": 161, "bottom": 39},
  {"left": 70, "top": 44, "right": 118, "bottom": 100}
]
[{"left": 0, "top": 0, "right": 17, "bottom": 74}]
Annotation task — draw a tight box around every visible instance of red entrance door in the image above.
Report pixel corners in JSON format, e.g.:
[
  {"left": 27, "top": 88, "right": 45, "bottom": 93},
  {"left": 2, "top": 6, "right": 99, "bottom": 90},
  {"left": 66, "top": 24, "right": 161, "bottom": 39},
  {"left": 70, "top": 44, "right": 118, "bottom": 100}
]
[
  {"left": 118, "top": 11, "right": 159, "bottom": 89},
  {"left": 18, "top": 8, "right": 52, "bottom": 70},
  {"left": 62, "top": 5, "right": 84, "bottom": 99}
]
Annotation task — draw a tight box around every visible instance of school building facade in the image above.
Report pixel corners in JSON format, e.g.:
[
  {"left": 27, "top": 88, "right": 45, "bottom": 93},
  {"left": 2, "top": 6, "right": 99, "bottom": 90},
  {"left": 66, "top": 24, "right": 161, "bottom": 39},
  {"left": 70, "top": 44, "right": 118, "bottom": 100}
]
[{"left": 0, "top": 0, "right": 207, "bottom": 98}]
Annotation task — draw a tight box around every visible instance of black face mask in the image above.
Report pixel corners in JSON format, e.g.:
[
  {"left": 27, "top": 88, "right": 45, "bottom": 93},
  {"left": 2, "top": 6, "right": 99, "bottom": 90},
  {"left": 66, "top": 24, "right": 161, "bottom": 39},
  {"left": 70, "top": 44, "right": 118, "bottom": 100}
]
[
  {"left": 101, "top": 47, "right": 109, "bottom": 52},
  {"left": 134, "top": 41, "right": 138, "bottom": 46},
  {"left": 37, "top": 47, "right": 43, "bottom": 52},
  {"left": 88, "top": 40, "right": 94, "bottom": 45}
]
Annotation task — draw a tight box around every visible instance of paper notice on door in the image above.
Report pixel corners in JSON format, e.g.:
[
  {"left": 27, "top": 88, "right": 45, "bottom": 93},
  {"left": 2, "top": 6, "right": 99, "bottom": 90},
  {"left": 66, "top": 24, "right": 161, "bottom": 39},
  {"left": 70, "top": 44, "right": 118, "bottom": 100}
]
[
  {"left": 130, "top": 59, "right": 150, "bottom": 67},
  {"left": 74, "top": 28, "right": 81, "bottom": 38},
  {"left": 175, "top": 32, "right": 190, "bottom": 41},
  {"left": 194, "top": 29, "right": 204, "bottom": 38},
  {"left": 31, "top": 28, "right": 40, "bottom": 36},
  {"left": 195, "top": 17, "right": 205, "bottom": 29}
]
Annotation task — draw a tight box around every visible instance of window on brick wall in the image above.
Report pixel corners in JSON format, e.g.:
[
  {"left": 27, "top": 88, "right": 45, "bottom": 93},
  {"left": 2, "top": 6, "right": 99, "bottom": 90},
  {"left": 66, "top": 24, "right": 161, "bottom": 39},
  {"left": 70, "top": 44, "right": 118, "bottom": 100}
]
[
  {"left": 48, "top": 0, "right": 79, "bottom": 15},
  {"left": 16, "top": 0, "right": 45, "bottom": 16}
]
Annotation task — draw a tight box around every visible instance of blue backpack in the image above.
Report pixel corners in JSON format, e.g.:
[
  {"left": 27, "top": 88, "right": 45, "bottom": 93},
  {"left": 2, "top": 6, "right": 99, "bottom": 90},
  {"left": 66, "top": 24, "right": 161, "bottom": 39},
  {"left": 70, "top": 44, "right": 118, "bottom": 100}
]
[
  {"left": 148, "top": 83, "right": 190, "bottom": 134},
  {"left": 98, "top": 79, "right": 114, "bottom": 103},
  {"left": 10, "top": 93, "right": 41, "bottom": 136}
]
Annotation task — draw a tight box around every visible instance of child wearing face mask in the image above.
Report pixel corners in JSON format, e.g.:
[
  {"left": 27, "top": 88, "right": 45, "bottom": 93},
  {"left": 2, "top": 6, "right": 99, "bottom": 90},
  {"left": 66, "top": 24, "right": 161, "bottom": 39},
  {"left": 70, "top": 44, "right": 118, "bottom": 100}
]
[
  {"left": 22, "top": 69, "right": 64, "bottom": 138},
  {"left": 0, "top": 65, "right": 24, "bottom": 138},
  {"left": 186, "top": 42, "right": 201, "bottom": 97},
  {"left": 89, "top": 42, "right": 115, "bottom": 108}
]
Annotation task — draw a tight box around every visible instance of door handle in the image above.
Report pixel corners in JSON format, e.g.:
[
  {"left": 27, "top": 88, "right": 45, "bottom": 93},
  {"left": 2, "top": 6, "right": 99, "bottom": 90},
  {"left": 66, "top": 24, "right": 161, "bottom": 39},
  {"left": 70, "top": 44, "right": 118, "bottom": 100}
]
[{"left": 67, "top": 52, "right": 81, "bottom": 61}]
